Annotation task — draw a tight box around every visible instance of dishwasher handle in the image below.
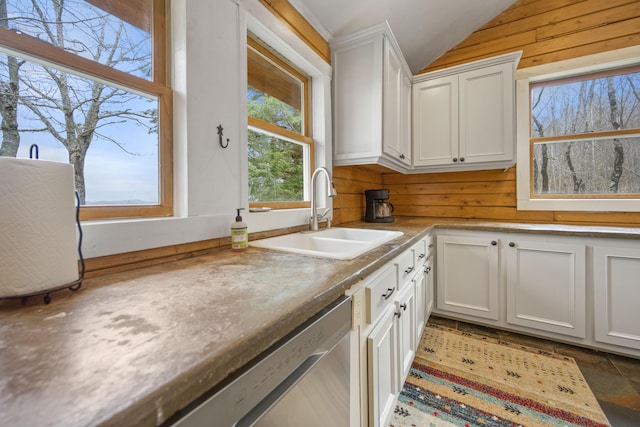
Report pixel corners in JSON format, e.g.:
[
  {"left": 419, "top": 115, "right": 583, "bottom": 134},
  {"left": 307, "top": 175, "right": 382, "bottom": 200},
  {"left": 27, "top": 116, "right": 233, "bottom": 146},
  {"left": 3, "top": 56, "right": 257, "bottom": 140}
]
[{"left": 235, "top": 352, "right": 325, "bottom": 427}]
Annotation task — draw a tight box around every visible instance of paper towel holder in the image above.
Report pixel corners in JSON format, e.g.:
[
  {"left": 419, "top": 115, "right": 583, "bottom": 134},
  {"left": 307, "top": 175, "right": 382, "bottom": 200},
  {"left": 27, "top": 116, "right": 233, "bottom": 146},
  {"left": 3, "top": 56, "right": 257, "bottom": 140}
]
[{"left": 0, "top": 191, "right": 85, "bottom": 305}]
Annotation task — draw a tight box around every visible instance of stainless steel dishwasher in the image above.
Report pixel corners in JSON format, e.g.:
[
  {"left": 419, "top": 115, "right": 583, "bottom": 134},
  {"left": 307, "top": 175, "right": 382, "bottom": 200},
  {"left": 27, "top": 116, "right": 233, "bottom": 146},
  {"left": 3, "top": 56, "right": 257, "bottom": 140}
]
[{"left": 170, "top": 295, "right": 352, "bottom": 427}]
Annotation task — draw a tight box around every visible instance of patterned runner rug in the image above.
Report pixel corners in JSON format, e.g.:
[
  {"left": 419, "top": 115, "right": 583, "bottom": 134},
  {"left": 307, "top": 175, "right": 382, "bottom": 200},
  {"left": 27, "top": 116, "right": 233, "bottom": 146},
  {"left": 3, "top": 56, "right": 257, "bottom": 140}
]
[{"left": 390, "top": 325, "right": 610, "bottom": 427}]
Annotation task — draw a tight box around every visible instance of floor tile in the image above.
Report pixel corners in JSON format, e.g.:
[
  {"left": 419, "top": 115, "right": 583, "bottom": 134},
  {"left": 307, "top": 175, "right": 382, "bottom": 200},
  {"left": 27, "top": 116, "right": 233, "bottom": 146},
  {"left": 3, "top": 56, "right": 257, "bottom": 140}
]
[
  {"left": 497, "top": 330, "right": 557, "bottom": 352},
  {"left": 610, "top": 355, "right": 640, "bottom": 381},
  {"left": 456, "top": 321, "right": 501, "bottom": 339}
]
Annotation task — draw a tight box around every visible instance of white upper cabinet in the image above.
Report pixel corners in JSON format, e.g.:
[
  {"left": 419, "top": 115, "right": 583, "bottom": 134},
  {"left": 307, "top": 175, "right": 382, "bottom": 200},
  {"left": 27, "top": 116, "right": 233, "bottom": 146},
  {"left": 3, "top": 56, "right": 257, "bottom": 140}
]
[
  {"left": 413, "top": 52, "right": 521, "bottom": 172},
  {"left": 332, "top": 22, "right": 412, "bottom": 171}
]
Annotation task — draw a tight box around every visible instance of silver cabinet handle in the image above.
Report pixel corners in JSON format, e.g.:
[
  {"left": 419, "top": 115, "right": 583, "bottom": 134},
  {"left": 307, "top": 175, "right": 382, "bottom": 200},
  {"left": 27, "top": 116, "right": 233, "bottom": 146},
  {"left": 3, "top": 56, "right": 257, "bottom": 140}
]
[
  {"left": 382, "top": 288, "right": 395, "bottom": 300},
  {"left": 404, "top": 266, "right": 414, "bottom": 274}
]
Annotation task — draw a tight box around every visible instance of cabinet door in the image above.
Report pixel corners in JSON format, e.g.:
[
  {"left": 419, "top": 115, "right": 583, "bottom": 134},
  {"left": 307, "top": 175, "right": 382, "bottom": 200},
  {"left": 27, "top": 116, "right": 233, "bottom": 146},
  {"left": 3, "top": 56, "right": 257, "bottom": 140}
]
[
  {"left": 594, "top": 246, "right": 640, "bottom": 349},
  {"left": 458, "top": 62, "right": 514, "bottom": 164},
  {"left": 505, "top": 239, "right": 586, "bottom": 338},
  {"left": 414, "top": 266, "right": 426, "bottom": 344},
  {"left": 383, "top": 38, "right": 408, "bottom": 165},
  {"left": 436, "top": 234, "right": 500, "bottom": 320},
  {"left": 399, "top": 71, "right": 412, "bottom": 165},
  {"left": 333, "top": 36, "right": 384, "bottom": 162},
  {"left": 367, "top": 307, "right": 398, "bottom": 427},
  {"left": 412, "top": 75, "right": 459, "bottom": 167},
  {"left": 396, "top": 282, "right": 416, "bottom": 385},
  {"left": 425, "top": 257, "right": 434, "bottom": 319}
]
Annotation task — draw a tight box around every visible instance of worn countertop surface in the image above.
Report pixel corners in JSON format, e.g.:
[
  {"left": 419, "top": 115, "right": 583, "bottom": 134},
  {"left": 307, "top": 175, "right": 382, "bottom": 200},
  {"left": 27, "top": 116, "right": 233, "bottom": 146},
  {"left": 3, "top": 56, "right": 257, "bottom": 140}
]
[{"left": 1, "top": 218, "right": 639, "bottom": 426}]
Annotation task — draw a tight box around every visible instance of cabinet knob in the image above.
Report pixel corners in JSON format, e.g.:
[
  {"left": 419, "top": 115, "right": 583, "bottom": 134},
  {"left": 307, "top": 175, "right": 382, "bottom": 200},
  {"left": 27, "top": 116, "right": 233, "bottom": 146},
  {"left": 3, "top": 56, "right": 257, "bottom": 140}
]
[
  {"left": 399, "top": 153, "right": 405, "bottom": 160},
  {"left": 509, "top": 242, "right": 516, "bottom": 247},
  {"left": 460, "top": 157, "right": 465, "bottom": 162},
  {"left": 491, "top": 240, "right": 497, "bottom": 246},
  {"left": 452, "top": 157, "right": 458, "bottom": 163}
]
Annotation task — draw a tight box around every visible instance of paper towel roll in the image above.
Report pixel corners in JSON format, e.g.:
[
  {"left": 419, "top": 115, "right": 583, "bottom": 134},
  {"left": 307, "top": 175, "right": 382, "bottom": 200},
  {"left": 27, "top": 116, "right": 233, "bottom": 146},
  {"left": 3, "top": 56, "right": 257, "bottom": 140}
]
[{"left": 0, "top": 158, "right": 79, "bottom": 298}]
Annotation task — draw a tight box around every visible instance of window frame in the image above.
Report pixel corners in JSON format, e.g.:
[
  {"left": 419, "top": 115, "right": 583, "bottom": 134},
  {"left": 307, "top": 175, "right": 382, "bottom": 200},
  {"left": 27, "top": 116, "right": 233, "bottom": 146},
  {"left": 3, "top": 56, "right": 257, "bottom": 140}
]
[
  {"left": 247, "top": 36, "right": 313, "bottom": 210},
  {"left": 516, "top": 48, "right": 640, "bottom": 212},
  {"left": 0, "top": 0, "right": 172, "bottom": 221}
]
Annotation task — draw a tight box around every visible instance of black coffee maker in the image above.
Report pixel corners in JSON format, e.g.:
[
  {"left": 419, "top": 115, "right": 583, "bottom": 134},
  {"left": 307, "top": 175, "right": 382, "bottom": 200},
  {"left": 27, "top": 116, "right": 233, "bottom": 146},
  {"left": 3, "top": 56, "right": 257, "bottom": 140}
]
[{"left": 365, "top": 189, "right": 394, "bottom": 223}]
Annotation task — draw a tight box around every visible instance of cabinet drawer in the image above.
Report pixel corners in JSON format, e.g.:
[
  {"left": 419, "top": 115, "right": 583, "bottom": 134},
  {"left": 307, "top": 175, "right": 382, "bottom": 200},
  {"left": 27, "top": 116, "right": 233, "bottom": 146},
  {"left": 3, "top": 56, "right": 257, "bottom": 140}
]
[
  {"left": 424, "top": 235, "right": 434, "bottom": 257},
  {"left": 413, "top": 239, "right": 428, "bottom": 266},
  {"left": 396, "top": 249, "right": 415, "bottom": 289},
  {"left": 366, "top": 263, "right": 398, "bottom": 324}
]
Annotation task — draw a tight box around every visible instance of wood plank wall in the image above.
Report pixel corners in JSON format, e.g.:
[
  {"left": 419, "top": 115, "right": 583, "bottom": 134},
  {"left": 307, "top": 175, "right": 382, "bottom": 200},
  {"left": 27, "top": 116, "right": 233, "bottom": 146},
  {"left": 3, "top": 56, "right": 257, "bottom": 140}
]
[
  {"left": 334, "top": 0, "right": 640, "bottom": 228},
  {"left": 419, "top": 0, "right": 640, "bottom": 72}
]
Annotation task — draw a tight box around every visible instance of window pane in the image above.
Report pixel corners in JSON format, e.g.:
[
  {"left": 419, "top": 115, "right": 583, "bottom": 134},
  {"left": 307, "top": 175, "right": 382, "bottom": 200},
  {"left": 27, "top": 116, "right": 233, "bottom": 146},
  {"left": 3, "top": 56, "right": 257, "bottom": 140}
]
[
  {"left": 1, "top": 53, "right": 159, "bottom": 205},
  {"left": 5, "top": 0, "right": 152, "bottom": 80},
  {"left": 531, "top": 69, "right": 640, "bottom": 138},
  {"left": 248, "top": 129, "right": 304, "bottom": 202},
  {"left": 533, "top": 137, "right": 640, "bottom": 195},
  {"left": 248, "top": 46, "right": 303, "bottom": 133}
]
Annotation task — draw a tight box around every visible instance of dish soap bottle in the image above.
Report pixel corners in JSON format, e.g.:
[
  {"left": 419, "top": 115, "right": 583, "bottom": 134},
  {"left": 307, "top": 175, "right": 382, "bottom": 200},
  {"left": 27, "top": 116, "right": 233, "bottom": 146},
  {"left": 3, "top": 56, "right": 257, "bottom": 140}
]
[{"left": 231, "top": 208, "right": 248, "bottom": 252}]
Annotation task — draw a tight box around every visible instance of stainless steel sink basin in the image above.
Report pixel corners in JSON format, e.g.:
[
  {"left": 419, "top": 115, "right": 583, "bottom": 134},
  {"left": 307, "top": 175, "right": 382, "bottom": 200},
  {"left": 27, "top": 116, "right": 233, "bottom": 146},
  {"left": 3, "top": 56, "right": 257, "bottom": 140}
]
[{"left": 250, "top": 228, "right": 403, "bottom": 260}]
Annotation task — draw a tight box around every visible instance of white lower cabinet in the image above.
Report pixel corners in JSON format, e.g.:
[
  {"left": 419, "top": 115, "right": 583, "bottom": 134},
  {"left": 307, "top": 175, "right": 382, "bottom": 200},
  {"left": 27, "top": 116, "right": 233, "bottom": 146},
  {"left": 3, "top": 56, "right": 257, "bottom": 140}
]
[
  {"left": 505, "top": 238, "right": 586, "bottom": 338},
  {"left": 436, "top": 234, "right": 500, "bottom": 320},
  {"left": 434, "top": 229, "right": 640, "bottom": 359},
  {"left": 395, "top": 282, "right": 416, "bottom": 384},
  {"left": 349, "top": 234, "right": 432, "bottom": 427},
  {"left": 414, "top": 264, "right": 426, "bottom": 344},
  {"left": 367, "top": 306, "right": 398, "bottom": 427},
  {"left": 424, "top": 257, "right": 434, "bottom": 319},
  {"left": 594, "top": 245, "right": 640, "bottom": 350}
]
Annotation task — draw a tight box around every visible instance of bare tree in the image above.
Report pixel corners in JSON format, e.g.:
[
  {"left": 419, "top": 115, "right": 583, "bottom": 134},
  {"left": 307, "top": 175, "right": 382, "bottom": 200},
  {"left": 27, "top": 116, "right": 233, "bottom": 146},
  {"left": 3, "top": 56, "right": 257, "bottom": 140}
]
[
  {"left": 531, "top": 88, "right": 549, "bottom": 193},
  {"left": 0, "top": 0, "right": 21, "bottom": 157},
  {"left": 2, "top": 0, "right": 155, "bottom": 204},
  {"left": 607, "top": 76, "right": 624, "bottom": 193}
]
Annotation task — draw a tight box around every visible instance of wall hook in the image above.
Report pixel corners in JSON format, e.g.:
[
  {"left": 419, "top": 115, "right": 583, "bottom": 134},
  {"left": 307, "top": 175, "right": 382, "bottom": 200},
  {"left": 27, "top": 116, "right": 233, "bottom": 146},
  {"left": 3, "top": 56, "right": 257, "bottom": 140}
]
[{"left": 217, "top": 124, "right": 229, "bottom": 149}]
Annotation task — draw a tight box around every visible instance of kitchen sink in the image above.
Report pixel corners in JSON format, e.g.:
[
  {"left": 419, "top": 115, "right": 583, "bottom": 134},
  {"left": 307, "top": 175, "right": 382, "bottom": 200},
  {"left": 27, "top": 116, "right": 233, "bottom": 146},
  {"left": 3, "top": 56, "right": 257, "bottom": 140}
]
[{"left": 250, "top": 227, "right": 403, "bottom": 260}]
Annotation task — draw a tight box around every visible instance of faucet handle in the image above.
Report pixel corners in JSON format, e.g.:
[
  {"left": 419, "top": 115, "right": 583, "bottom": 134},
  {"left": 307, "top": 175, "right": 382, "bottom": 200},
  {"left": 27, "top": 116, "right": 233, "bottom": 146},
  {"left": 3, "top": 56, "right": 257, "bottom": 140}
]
[{"left": 316, "top": 207, "right": 331, "bottom": 219}]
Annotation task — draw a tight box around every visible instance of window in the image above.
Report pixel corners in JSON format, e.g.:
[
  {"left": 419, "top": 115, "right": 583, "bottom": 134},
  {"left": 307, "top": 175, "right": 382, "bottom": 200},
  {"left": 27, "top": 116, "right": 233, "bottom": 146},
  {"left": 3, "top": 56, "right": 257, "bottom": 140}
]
[
  {"left": 0, "top": 0, "right": 171, "bottom": 220},
  {"left": 531, "top": 67, "right": 640, "bottom": 197},
  {"left": 517, "top": 52, "right": 640, "bottom": 212},
  {"left": 247, "top": 36, "right": 313, "bottom": 209}
]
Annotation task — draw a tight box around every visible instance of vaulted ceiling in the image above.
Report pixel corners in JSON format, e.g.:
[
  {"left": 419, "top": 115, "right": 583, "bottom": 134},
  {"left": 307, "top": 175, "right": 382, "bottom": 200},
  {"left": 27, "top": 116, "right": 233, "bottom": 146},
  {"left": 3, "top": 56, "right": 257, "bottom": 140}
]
[{"left": 291, "top": 0, "right": 517, "bottom": 74}]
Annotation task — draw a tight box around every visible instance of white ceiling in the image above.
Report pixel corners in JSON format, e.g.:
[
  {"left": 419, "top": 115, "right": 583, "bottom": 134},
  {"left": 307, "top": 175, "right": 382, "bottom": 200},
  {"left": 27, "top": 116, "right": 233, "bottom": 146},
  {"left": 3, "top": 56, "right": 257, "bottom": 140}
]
[{"left": 291, "top": 0, "right": 517, "bottom": 74}]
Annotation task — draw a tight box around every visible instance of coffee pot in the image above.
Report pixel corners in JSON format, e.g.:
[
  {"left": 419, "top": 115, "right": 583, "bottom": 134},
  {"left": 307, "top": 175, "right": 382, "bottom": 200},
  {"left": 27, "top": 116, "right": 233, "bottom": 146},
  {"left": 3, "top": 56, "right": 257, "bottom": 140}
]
[{"left": 365, "top": 189, "right": 394, "bottom": 223}]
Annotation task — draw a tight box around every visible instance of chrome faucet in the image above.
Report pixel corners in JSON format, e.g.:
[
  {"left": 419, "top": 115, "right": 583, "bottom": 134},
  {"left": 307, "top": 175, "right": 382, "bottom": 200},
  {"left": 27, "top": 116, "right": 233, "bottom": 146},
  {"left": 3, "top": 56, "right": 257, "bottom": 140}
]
[{"left": 310, "top": 167, "right": 337, "bottom": 231}]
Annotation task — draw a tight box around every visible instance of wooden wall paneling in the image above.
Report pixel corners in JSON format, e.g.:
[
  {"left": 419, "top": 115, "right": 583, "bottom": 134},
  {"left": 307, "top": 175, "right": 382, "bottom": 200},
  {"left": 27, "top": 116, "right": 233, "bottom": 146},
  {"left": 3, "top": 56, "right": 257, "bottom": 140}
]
[
  {"left": 420, "top": 0, "right": 640, "bottom": 73},
  {"left": 553, "top": 211, "right": 640, "bottom": 227},
  {"left": 332, "top": 166, "right": 384, "bottom": 224},
  {"left": 406, "top": 0, "right": 640, "bottom": 229}
]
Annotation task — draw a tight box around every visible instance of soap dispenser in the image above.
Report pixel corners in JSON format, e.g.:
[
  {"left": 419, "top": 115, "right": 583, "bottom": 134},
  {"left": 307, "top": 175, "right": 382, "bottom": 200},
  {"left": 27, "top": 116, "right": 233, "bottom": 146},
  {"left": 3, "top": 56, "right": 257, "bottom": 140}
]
[{"left": 231, "top": 208, "right": 248, "bottom": 252}]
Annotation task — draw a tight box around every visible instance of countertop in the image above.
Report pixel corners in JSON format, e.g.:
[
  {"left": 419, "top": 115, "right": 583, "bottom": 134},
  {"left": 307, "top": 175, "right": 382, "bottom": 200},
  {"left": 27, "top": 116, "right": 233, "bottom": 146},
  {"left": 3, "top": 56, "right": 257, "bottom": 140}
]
[{"left": 1, "top": 218, "right": 639, "bottom": 426}]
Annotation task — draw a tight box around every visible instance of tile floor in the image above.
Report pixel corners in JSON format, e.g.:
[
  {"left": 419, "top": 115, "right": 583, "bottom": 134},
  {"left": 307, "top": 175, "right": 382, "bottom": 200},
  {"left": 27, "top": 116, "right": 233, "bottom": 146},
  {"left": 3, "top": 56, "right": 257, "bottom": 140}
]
[{"left": 427, "top": 315, "right": 640, "bottom": 427}]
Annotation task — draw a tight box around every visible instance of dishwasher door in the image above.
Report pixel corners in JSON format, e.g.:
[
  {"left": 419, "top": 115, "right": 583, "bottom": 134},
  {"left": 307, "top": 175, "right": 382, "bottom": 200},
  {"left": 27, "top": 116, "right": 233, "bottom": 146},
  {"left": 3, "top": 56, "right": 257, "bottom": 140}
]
[
  {"left": 249, "top": 331, "right": 350, "bottom": 427},
  {"left": 170, "top": 296, "right": 352, "bottom": 427}
]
